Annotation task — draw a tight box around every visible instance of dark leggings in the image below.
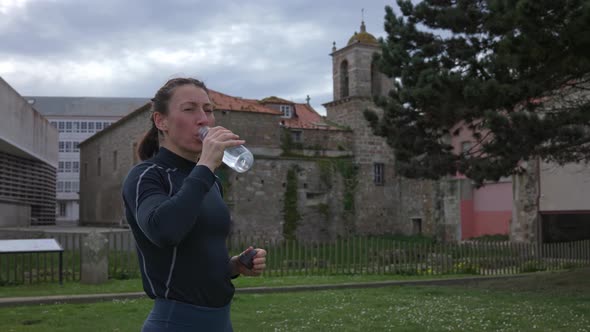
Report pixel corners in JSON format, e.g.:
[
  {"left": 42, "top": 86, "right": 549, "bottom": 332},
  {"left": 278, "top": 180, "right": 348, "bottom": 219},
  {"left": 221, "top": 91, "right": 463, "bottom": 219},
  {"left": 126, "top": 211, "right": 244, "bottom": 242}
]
[{"left": 142, "top": 298, "right": 233, "bottom": 332}]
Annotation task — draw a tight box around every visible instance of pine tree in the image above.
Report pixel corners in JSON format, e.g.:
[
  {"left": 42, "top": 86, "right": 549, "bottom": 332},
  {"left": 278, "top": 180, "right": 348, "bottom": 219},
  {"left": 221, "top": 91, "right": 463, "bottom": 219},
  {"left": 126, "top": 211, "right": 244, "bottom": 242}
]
[{"left": 367, "top": 0, "right": 590, "bottom": 185}]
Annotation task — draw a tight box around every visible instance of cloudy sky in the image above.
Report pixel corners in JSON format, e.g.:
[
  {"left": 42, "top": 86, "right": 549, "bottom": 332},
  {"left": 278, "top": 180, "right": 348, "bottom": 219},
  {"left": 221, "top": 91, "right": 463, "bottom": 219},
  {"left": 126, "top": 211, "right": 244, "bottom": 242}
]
[{"left": 0, "top": 0, "right": 400, "bottom": 115}]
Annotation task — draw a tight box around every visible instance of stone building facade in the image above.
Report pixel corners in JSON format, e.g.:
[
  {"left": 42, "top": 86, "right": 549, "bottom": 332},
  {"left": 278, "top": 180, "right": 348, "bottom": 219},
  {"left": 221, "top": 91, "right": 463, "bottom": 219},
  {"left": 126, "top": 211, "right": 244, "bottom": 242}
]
[
  {"left": 324, "top": 21, "right": 444, "bottom": 237},
  {"left": 79, "top": 22, "right": 466, "bottom": 242}
]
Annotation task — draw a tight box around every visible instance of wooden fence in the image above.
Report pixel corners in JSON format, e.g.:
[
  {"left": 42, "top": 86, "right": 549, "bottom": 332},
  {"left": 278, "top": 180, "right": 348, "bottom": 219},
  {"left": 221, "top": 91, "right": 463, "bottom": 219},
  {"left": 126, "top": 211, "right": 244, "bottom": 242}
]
[{"left": 1, "top": 232, "right": 589, "bottom": 285}]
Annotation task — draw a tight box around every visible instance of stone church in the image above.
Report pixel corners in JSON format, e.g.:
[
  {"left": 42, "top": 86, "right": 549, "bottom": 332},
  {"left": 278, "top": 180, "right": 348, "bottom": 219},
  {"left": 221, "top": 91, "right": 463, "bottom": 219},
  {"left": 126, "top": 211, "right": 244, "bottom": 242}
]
[{"left": 77, "top": 22, "right": 480, "bottom": 243}]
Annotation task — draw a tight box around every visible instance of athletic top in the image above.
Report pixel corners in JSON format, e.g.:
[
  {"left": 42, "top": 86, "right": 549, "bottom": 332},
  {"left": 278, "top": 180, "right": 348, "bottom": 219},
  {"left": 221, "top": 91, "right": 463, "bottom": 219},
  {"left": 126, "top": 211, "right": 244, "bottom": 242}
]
[{"left": 122, "top": 147, "right": 235, "bottom": 308}]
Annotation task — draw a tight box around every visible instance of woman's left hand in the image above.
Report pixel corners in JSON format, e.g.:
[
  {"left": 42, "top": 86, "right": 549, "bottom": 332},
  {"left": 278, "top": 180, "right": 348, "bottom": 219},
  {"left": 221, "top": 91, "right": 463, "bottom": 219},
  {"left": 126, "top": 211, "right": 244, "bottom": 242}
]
[{"left": 233, "top": 247, "right": 267, "bottom": 277}]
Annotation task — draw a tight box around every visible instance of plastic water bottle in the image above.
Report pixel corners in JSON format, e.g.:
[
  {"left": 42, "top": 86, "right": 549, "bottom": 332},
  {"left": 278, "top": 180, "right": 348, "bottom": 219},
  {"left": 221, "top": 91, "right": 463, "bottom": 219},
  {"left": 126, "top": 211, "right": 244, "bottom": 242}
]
[{"left": 199, "top": 126, "right": 254, "bottom": 173}]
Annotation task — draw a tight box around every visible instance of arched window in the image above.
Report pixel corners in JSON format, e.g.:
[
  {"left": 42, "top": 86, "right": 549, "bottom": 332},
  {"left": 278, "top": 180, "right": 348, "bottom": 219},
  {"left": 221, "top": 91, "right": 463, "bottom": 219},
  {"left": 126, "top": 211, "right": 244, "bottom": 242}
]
[
  {"left": 371, "top": 61, "right": 382, "bottom": 97},
  {"left": 340, "top": 60, "right": 349, "bottom": 98}
]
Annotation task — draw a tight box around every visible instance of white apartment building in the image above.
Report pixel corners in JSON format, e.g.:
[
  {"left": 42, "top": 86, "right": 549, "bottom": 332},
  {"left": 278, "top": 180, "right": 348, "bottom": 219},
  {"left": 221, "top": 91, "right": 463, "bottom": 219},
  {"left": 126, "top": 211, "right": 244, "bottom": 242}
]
[{"left": 25, "top": 97, "right": 148, "bottom": 225}]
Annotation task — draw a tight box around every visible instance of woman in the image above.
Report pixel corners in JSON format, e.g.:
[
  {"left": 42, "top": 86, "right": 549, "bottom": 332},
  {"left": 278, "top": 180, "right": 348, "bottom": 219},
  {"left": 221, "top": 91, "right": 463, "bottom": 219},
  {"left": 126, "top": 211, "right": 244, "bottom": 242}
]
[{"left": 122, "top": 77, "right": 267, "bottom": 331}]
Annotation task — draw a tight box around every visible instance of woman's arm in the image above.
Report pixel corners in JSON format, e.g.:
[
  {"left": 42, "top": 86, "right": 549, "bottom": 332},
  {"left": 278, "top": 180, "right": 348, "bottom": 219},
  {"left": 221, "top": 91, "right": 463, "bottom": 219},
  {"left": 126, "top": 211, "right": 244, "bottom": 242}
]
[{"left": 123, "top": 164, "right": 216, "bottom": 247}]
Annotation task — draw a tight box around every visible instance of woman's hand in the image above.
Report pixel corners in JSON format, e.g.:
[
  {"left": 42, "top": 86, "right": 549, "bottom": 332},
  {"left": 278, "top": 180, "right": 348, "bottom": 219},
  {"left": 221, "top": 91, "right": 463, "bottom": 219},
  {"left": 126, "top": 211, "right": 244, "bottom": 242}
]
[
  {"left": 231, "top": 247, "right": 267, "bottom": 277},
  {"left": 197, "top": 126, "right": 245, "bottom": 172}
]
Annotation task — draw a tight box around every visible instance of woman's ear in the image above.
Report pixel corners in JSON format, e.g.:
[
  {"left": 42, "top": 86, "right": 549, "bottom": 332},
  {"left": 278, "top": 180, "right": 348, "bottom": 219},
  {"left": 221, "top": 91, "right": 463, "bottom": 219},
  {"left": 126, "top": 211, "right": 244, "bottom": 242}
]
[{"left": 153, "top": 112, "right": 168, "bottom": 132}]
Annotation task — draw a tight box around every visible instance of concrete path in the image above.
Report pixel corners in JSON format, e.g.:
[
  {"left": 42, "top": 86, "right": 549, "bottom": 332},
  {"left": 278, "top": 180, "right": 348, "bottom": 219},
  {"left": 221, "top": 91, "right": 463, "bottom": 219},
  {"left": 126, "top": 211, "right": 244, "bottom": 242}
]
[{"left": 0, "top": 274, "right": 528, "bottom": 308}]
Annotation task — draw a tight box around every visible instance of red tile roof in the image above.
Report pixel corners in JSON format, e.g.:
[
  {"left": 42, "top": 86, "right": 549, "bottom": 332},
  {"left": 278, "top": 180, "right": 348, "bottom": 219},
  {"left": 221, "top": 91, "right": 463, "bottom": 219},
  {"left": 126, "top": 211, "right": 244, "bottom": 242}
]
[
  {"left": 281, "top": 103, "right": 345, "bottom": 131},
  {"left": 209, "top": 90, "right": 281, "bottom": 115},
  {"left": 260, "top": 96, "right": 295, "bottom": 104}
]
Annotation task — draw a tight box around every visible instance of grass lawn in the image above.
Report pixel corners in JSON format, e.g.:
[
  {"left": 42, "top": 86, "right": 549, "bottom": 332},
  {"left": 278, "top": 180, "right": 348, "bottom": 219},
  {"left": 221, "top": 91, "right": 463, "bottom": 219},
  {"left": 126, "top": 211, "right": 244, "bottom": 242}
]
[{"left": 0, "top": 269, "right": 589, "bottom": 331}]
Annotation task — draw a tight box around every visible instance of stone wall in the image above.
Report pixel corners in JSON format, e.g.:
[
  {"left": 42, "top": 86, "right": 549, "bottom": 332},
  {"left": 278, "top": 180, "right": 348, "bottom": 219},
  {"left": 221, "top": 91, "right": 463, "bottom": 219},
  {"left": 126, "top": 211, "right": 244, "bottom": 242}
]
[
  {"left": 213, "top": 110, "right": 281, "bottom": 149},
  {"left": 80, "top": 108, "right": 356, "bottom": 241},
  {"left": 326, "top": 98, "right": 404, "bottom": 235},
  {"left": 79, "top": 107, "right": 151, "bottom": 225},
  {"left": 223, "top": 157, "right": 352, "bottom": 242},
  {"left": 79, "top": 98, "right": 465, "bottom": 242},
  {"left": 284, "top": 127, "right": 353, "bottom": 156}
]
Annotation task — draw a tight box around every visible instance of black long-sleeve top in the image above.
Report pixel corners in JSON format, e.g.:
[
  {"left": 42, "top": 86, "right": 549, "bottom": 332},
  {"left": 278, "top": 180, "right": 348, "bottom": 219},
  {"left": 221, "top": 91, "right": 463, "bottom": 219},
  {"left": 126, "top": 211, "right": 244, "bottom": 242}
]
[{"left": 122, "top": 147, "right": 235, "bottom": 308}]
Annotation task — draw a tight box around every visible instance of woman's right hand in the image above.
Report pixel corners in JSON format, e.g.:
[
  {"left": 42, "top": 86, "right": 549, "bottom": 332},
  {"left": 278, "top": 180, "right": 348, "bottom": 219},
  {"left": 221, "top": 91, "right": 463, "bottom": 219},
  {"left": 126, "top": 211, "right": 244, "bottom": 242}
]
[{"left": 197, "top": 126, "right": 245, "bottom": 172}]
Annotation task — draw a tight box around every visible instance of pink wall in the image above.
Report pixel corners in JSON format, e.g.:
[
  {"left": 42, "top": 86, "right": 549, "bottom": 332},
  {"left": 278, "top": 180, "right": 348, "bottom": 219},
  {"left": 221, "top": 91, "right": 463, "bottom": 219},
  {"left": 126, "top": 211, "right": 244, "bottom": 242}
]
[
  {"left": 461, "top": 182, "right": 512, "bottom": 239},
  {"left": 451, "top": 122, "right": 513, "bottom": 239},
  {"left": 461, "top": 182, "right": 513, "bottom": 239}
]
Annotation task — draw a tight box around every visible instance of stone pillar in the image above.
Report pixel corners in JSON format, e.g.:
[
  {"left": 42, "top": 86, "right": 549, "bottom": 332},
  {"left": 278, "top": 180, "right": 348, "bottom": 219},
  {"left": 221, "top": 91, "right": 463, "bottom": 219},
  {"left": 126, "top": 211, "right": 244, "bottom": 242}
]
[
  {"left": 511, "top": 159, "right": 540, "bottom": 243},
  {"left": 434, "top": 178, "right": 465, "bottom": 243},
  {"left": 81, "top": 231, "right": 109, "bottom": 284}
]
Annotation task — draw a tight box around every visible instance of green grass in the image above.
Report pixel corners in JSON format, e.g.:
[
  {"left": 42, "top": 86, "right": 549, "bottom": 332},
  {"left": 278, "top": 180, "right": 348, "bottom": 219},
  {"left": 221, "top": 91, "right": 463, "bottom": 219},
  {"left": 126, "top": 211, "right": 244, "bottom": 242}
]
[
  {"left": 0, "top": 274, "right": 474, "bottom": 298},
  {"left": 1, "top": 269, "right": 589, "bottom": 331}
]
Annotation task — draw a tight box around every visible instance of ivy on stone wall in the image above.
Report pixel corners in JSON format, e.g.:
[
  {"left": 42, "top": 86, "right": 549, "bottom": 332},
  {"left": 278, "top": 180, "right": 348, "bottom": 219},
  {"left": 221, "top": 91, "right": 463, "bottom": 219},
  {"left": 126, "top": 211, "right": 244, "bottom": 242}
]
[
  {"left": 317, "top": 158, "right": 358, "bottom": 213},
  {"left": 316, "top": 203, "right": 330, "bottom": 221},
  {"left": 335, "top": 159, "right": 358, "bottom": 213},
  {"left": 280, "top": 129, "right": 303, "bottom": 156},
  {"left": 283, "top": 165, "right": 301, "bottom": 240}
]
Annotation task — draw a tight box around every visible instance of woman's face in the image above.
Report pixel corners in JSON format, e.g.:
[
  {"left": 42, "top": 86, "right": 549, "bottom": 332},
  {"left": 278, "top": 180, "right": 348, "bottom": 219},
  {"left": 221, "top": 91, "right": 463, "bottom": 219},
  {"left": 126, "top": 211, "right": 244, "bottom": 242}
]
[{"left": 157, "top": 84, "right": 215, "bottom": 157}]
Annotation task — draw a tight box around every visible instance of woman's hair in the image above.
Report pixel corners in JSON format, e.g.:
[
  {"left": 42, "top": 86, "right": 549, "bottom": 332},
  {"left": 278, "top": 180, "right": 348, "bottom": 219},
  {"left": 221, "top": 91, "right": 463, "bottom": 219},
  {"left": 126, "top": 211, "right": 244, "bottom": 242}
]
[{"left": 137, "top": 77, "right": 209, "bottom": 161}]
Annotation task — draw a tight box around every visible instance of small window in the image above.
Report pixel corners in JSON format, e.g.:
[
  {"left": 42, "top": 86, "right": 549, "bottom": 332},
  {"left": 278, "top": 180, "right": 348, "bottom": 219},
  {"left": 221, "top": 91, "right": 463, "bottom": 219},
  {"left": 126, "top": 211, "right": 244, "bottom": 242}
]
[
  {"left": 374, "top": 163, "right": 385, "bottom": 185},
  {"left": 96, "top": 122, "right": 103, "bottom": 131},
  {"left": 340, "top": 60, "right": 349, "bottom": 98},
  {"left": 58, "top": 202, "right": 66, "bottom": 217},
  {"left": 88, "top": 122, "right": 95, "bottom": 133},
  {"left": 65, "top": 161, "right": 72, "bottom": 172},
  {"left": 73, "top": 161, "right": 79, "bottom": 173},
  {"left": 58, "top": 122, "right": 65, "bottom": 133},
  {"left": 57, "top": 181, "right": 64, "bottom": 192},
  {"left": 73, "top": 121, "right": 80, "bottom": 133},
  {"left": 291, "top": 131, "right": 302, "bottom": 143},
  {"left": 412, "top": 218, "right": 422, "bottom": 235},
  {"left": 64, "top": 181, "right": 71, "bottom": 192},
  {"left": 280, "top": 105, "right": 292, "bottom": 118},
  {"left": 72, "top": 181, "right": 79, "bottom": 193},
  {"left": 65, "top": 141, "right": 72, "bottom": 152},
  {"left": 58, "top": 161, "right": 64, "bottom": 173},
  {"left": 59, "top": 141, "right": 65, "bottom": 152},
  {"left": 73, "top": 142, "right": 80, "bottom": 152},
  {"left": 65, "top": 122, "right": 72, "bottom": 133},
  {"left": 81, "top": 122, "right": 88, "bottom": 133}
]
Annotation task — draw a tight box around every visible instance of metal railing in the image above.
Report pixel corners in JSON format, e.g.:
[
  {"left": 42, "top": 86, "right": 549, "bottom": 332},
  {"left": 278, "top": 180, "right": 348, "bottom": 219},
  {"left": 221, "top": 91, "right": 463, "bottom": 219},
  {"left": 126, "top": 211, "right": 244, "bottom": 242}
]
[{"left": 1, "top": 232, "right": 589, "bottom": 285}]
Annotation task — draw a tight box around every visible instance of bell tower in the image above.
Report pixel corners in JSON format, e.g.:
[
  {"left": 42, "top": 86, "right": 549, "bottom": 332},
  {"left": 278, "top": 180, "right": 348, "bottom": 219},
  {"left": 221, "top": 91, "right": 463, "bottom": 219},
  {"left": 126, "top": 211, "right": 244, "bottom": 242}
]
[
  {"left": 330, "top": 20, "right": 391, "bottom": 101},
  {"left": 323, "top": 20, "right": 399, "bottom": 235}
]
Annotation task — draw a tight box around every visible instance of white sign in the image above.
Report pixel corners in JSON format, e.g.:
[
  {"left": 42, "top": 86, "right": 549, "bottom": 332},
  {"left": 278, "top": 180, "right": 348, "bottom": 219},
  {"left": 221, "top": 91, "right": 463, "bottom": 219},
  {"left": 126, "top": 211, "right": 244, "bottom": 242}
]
[{"left": 0, "top": 239, "right": 63, "bottom": 253}]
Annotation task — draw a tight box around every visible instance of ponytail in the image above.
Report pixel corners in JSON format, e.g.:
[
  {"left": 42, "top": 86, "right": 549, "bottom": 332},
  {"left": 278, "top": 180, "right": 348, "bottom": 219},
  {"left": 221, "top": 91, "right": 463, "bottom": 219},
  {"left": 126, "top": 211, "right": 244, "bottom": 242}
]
[{"left": 137, "top": 124, "right": 159, "bottom": 161}]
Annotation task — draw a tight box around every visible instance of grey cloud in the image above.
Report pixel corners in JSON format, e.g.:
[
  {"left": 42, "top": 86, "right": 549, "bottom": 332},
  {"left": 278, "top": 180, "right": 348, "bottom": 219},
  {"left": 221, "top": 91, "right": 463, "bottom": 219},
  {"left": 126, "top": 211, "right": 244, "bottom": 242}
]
[{"left": 1, "top": 0, "right": 397, "bottom": 115}]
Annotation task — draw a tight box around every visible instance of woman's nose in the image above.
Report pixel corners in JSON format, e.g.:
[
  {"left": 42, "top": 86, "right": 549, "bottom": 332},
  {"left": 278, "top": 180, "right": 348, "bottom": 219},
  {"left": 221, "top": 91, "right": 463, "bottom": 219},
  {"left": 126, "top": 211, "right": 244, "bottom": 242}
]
[{"left": 195, "top": 109, "right": 209, "bottom": 125}]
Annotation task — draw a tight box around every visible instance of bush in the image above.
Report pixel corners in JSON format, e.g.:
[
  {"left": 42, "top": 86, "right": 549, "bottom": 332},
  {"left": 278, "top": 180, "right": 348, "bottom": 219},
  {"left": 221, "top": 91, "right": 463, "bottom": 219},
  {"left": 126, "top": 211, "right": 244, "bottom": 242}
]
[
  {"left": 468, "top": 234, "right": 509, "bottom": 242},
  {"left": 520, "top": 261, "right": 547, "bottom": 273}
]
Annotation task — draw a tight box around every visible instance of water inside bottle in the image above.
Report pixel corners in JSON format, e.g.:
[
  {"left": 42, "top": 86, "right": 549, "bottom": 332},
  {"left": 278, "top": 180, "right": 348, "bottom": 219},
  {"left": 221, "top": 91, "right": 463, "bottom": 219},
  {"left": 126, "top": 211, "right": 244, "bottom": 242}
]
[
  {"left": 223, "top": 145, "right": 254, "bottom": 173},
  {"left": 198, "top": 126, "right": 254, "bottom": 172}
]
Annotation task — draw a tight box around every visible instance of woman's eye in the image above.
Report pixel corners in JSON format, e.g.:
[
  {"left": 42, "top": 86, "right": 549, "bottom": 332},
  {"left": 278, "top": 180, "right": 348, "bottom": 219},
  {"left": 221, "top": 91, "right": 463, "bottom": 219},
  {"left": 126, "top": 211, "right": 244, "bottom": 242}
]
[{"left": 183, "top": 108, "right": 193, "bottom": 112}]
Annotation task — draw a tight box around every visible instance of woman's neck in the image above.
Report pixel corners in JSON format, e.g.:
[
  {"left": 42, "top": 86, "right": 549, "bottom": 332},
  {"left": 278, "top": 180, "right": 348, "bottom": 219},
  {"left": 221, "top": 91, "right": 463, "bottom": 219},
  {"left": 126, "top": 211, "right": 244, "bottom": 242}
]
[{"left": 160, "top": 142, "right": 199, "bottom": 163}]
